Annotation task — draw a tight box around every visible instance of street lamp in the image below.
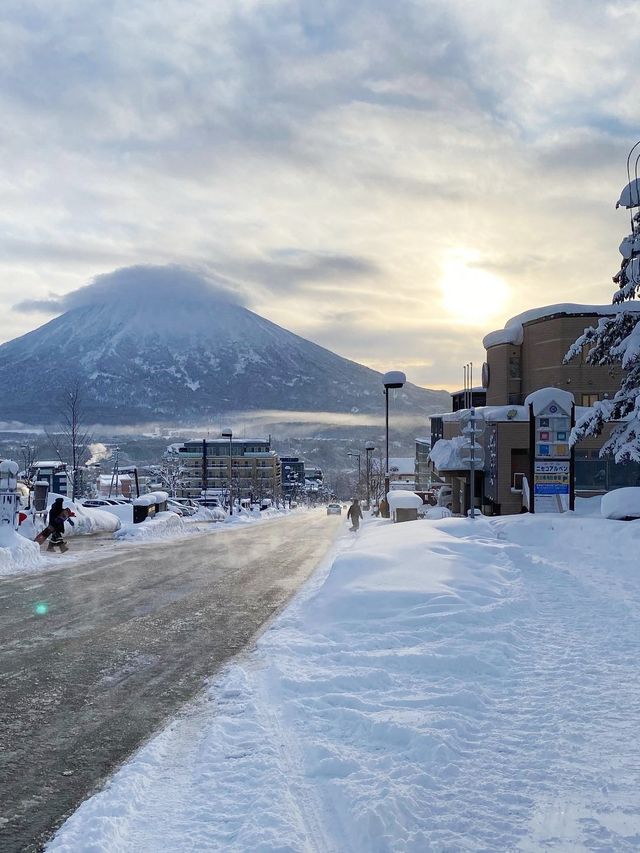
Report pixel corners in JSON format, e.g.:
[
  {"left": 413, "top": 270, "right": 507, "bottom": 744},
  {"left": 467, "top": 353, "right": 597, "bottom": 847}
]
[
  {"left": 383, "top": 371, "right": 406, "bottom": 512},
  {"left": 365, "top": 442, "right": 375, "bottom": 509},
  {"left": 347, "top": 451, "right": 361, "bottom": 498},
  {"left": 221, "top": 428, "right": 233, "bottom": 515}
]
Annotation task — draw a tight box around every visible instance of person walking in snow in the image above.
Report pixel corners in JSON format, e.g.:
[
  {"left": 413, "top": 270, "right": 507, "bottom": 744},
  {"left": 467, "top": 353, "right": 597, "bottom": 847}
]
[
  {"left": 347, "top": 498, "right": 363, "bottom": 532},
  {"left": 45, "top": 498, "right": 74, "bottom": 552}
]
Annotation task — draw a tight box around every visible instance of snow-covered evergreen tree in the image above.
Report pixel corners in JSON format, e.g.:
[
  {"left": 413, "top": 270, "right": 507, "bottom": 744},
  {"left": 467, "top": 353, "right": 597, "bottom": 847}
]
[{"left": 565, "top": 172, "right": 640, "bottom": 462}]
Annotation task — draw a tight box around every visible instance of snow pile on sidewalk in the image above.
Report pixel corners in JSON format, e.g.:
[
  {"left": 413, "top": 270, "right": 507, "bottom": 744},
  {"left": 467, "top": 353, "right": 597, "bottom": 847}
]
[
  {"left": 49, "top": 513, "right": 640, "bottom": 851},
  {"left": 0, "top": 526, "right": 43, "bottom": 576},
  {"left": 224, "top": 504, "right": 298, "bottom": 526},
  {"left": 115, "top": 511, "right": 185, "bottom": 542},
  {"left": 191, "top": 506, "right": 226, "bottom": 522}
]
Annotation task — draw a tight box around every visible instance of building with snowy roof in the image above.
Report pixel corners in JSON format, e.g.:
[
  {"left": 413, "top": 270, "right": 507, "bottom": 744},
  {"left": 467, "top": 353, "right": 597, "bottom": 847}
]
[
  {"left": 174, "top": 438, "right": 281, "bottom": 504},
  {"left": 387, "top": 457, "right": 416, "bottom": 491},
  {"left": 429, "top": 303, "right": 640, "bottom": 515}
]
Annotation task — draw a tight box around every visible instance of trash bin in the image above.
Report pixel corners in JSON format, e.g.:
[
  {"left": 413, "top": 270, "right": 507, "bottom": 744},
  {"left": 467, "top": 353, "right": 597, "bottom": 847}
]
[{"left": 395, "top": 507, "right": 418, "bottom": 523}]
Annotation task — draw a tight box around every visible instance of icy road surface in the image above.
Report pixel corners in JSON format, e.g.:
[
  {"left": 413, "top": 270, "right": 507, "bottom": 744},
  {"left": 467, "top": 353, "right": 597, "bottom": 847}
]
[
  {"left": 0, "top": 510, "right": 340, "bottom": 853},
  {"left": 48, "top": 513, "right": 640, "bottom": 852}
]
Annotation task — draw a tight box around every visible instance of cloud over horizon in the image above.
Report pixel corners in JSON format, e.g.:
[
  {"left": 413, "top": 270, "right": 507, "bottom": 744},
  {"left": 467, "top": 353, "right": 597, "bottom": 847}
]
[{"left": 1, "top": 0, "right": 638, "bottom": 390}]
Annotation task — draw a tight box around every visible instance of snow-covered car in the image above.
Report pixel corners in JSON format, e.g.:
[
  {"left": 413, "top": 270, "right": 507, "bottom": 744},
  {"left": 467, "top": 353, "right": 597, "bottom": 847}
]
[
  {"left": 167, "top": 499, "right": 197, "bottom": 517},
  {"left": 326, "top": 503, "right": 342, "bottom": 515},
  {"left": 437, "top": 486, "right": 453, "bottom": 509}
]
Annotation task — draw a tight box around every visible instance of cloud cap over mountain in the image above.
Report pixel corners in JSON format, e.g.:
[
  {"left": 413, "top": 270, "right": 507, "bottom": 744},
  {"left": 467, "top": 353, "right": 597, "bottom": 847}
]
[{"left": 14, "top": 265, "right": 245, "bottom": 316}]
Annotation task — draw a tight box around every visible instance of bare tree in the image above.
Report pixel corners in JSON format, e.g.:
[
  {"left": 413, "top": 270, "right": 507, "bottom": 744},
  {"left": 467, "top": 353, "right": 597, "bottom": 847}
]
[
  {"left": 45, "top": 384, "right": 93, "bottom": 500},
  {"left": 159, "top": 450, "right": 186, "bottom": 498},
  {"left": 19, "top": 442, "right": 39, "bottom": 480}
]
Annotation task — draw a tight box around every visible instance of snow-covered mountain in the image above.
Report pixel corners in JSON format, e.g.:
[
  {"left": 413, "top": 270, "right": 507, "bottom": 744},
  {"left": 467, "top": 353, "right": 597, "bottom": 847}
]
[{"left": 3, "top": 266, "right": 449, "bottom": 425}]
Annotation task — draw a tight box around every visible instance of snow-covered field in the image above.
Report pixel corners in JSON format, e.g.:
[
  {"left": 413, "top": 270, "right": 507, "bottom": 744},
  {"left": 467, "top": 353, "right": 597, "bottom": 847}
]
[{"left": 48, "top": 510, "right": 640, "bottom": 852}]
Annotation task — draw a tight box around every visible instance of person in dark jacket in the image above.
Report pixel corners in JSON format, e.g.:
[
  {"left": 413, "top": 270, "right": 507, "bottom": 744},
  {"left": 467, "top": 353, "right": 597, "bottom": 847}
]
[
  {"left": 47, "top": 498, "right": 71, "bottom": 552},
  {"left": 347, "top": 498, "right": 363, "bottom": 531}
]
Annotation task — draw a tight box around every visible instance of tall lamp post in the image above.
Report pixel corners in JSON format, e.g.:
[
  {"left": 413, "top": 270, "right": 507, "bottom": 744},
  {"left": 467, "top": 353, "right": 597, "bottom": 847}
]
[
  {"left": 365, "top": 442, "right": 375, "bottom": 510},
  {"left": 347, "top": 451, "right": 361, "bottom": 498},
  {"left": 221, "top": 428, "right": 233, "bottom": 515},
  {"left": 383, "top": 371, "right": 406, "bottom": 508}
]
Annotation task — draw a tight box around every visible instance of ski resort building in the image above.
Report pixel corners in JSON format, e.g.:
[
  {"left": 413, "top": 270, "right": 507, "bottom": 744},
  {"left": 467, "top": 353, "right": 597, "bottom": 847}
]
[
  {"left": 429, "top": 303, "right": 640, "bottom": 515},
  {"left": 174, "top": 438, "right": 281, "bottom": 504}
]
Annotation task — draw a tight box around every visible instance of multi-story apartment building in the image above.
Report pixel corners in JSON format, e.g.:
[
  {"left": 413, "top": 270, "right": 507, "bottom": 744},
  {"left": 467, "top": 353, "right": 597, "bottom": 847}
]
[
  {"left": 430, "top": 303, "right": 640, "bottom": 515},
  {"left": 280, "top": 456, "right": 306, "bottom": 499},
  {"left": 175, "top": 438, "right": 281, "bottom": 504}
]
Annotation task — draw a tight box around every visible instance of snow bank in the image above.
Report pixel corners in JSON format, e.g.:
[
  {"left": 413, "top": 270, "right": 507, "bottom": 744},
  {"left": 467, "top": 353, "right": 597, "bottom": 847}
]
[
  {"left": 601, "top": 487, "right": 640, "bottom": 520},
  {"left": 95, "top": 503, "right": 133, "bottom": 525},
  {"left": 0, "top": 526, "right": 43, "bottom": 576},
  {"left": 115, "top": 511, "right": 185, "bottom": 542},
  {"left": 574, "top": 495, "right": 602, "bottom": 516}
]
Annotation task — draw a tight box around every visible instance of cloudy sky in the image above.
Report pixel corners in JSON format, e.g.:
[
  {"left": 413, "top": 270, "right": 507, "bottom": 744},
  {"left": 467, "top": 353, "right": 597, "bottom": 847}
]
[{"left": 2, "top": 0, "right": 638, "bottom": 390}]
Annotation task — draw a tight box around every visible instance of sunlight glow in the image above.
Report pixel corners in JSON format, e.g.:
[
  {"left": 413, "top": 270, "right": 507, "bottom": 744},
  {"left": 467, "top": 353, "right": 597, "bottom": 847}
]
[{"left": 440, "top": 251, "right": 510, "bottom": 325}]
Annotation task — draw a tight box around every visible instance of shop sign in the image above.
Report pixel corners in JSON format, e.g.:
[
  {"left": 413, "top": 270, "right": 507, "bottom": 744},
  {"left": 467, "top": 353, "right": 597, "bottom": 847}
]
[{"left": 533, "top": 461, "right": 570, "bottom": 512}]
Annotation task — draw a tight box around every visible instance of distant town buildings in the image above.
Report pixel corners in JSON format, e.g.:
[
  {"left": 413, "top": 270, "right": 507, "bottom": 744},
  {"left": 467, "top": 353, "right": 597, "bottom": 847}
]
[{"left": 387, "top": 457, "right": 416, "bottom": 491}]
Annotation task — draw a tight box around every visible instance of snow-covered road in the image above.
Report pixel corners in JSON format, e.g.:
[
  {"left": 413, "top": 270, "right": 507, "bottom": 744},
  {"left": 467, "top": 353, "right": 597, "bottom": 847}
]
[{"left": 48, "top": 513, "right": 640, "bottom": 852}]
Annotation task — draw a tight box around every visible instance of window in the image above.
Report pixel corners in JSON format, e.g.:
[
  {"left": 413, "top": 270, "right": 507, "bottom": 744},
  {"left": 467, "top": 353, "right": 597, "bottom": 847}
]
[{"left": 581, "top": 393, "right": 599, "bottom": 407}]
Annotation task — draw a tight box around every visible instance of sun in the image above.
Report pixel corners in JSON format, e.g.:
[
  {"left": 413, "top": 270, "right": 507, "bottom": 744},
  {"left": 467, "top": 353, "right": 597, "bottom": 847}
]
[{"left": 440, "top": 251, "right": 510, "bottom": 325}]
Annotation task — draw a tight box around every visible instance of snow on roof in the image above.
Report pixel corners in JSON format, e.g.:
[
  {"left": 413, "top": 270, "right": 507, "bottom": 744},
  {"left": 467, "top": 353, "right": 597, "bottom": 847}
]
[
  {"left": 34, "top": 460, "right": 64, "bottom": 468},
  {"left": 98, "top": 474, "right": 133, "bottom": 483},
  {"left": 428, "top": 436, "right": 469, "bottom": 470},
  {"left": 483, "top": 302, "right": 640, "bottom": 350},
  {"left": 616, "top": 179, "right": 640, "bottom": 209},
  {"left": 388, "top": 457, "right": 415, "bottom": 473},
  {"left": 133, "top": 490, "right": 169, "bottom": 507},
  {"left": 442, "top": 406, "right": 528, "bottom": 423},
  {"left": 386, "top": 490, "right": 423, "bottom": 511},
  {"left": 523, "top": 387, "right": 574, "bottom": 416}
]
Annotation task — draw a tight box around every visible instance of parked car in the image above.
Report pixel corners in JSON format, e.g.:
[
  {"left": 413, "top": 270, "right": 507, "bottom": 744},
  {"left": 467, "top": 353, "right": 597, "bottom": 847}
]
[
  {"left": 167, "top": 498, "right": 196, "bottom": 517},
  {"left": 326, "top": 503, "right": 342, "bottom": 515},
  {"left": 172, "top": 497, "right": 200, "bottom": 509}
]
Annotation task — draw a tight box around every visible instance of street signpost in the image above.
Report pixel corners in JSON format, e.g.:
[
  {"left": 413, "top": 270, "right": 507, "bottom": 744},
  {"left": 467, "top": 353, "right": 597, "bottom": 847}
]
[{"left": 527, "top": 389, "right": 575, "bottom": 513}]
